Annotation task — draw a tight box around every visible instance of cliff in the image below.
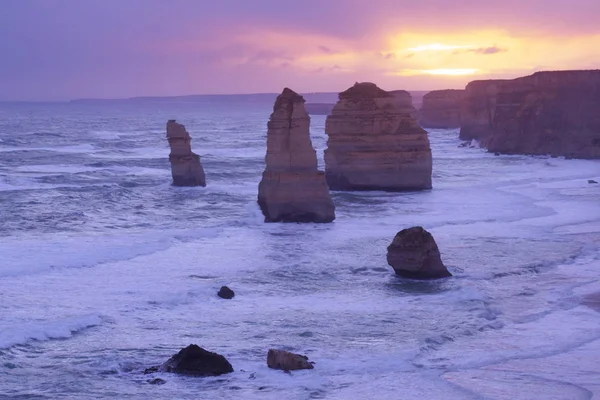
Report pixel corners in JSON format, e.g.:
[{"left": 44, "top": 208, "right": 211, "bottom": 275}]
[
  {"left": 459, "top": 80, "right": 506, "bottom": 143},
  {"left": 166, "top": 120, "right": 206, "bottom": 186},
  {"left": 488, "top": 70, "right": 600, "bottom": 158},
  {"left": 257, "top": 88, "right": 336, "bottom": 223},
  {"left": 419, "top": 89, "right": 464, "bottom": 129},
  {"left": 324, "top": 82, "right": 432, "bottom": 191}
]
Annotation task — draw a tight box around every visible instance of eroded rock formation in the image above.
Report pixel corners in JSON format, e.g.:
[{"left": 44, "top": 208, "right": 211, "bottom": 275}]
[
  {"left": 389, "top": 90, "right": 418, "bottom": 119},
  {"left": 386, "top": 226, "right": 451, "bottom": 279},
  {"left": 488, "top": 70, "right": 600, "bottom": 158},
  {"left": 267, "top": 349, "right": 314, "bottom": 371},
  {"left": 258, "top": 88, "right": 335, "bottom": 223},
  {"left": 459, "top": 80, "right": 506, "bottom": 144},
  {"left": 419, "top": 89, "right": 464, "bottom": 129},
  {"left": 325, "top": 82, "right": 432, "bottom": 191},
  {"left": 166, "top": 120, "right": 206, "bottom": 186},
  {"left": 145, "top": 344, "right": 233, "bottom": 376}
]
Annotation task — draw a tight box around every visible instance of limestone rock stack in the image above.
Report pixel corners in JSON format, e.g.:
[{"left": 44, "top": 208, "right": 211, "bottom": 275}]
[
  {"left": 325, "top": 82, "right": 432, "bottom": 191},
  {"left": 389, "top": 90, "right": 418, "bottom": 119},
  {"left": 459, "top": 80, "right": 506, "bottom": 144},
  {"left": 166, "top": 120, "right": 206, "bottom": 186},
  {"left": 488, "top": 70, "right": 600, "bottom": 158},
  {"left": 257, "top": 88, "right": 335, "bottom": 223},
  {"left": 419, "top": 89, "right": 464, "bottom": 129}
]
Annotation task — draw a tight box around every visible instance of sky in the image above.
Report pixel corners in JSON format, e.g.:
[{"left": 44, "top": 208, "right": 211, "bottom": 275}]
[{"left": 1, "top": 0, "right": 599, "bottom": 101}]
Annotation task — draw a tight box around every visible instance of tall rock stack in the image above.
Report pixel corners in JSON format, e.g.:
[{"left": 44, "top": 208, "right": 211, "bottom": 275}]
[
  {"left": 166, "top": 120, "right": 206, "bottom": 186},
  {"left": 488, "top": 70, "right": 600, "bottom": 158},
  {"left": 419, "top": 89, "right": 464, "bottom": 129},
  {"left": 325, "top": 82, "right": 432, "bottom": 191},
  {"left": 389, "top": 90, "right": 418, "bottom": 119},
  {"left": 257, "top": 88, "right": 335, "bottom": 223}
]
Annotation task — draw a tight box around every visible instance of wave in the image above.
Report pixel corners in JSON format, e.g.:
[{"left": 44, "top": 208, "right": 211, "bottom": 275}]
[{"left": 0, "top": 314, "right": 102, "bottom": 349}]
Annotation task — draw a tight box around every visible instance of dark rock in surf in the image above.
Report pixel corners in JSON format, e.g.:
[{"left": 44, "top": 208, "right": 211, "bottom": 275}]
[
  {"left": 147, "top": 378, "right": 166, "bottom": 385},
  {"left": 267, "top": 349, "right": 314, "bottom": 371},
  {"left": 589, "top": 179, "right": 598, "bottom": 184},
  {"left": 218, "top": 286, "right": 235, "bottom": 299},
  {"left": 148, "top": 344, "right": 233, "bottom": 377},
  {"left": 386, "top": 226, "right": 452, "bottom": 279}
]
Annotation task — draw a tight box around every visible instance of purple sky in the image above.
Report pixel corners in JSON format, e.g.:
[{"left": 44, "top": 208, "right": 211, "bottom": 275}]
[{"left": 1, "top": 0, "right": 599, "bottom": 101}]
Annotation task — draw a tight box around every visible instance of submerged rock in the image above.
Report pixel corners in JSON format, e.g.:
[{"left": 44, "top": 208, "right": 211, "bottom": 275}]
[
  {"left": 257, "top": 88, "right": 335, "bottom": 223},
  {"left": 589, "top": 180, "right": 598, "bottom": 184},
  {"left": 217, "top": 286, "right": 235, "bottom": 299},
  {"left": 147, "top": 378, "right": 166, "bottom": 385},
  {"left": 386, "top": 226, "right": 452, "bottom": 279},
  {"left": 267, "top": 349, "right": 314, "bottom": 371},
  {"left": 166, "top": 120, "right": 206, "bottom": 186},
  {"left": 147, "top": 344, "right": 233, "bottom": 377},
  {"left": 325, "top": 82, "right": 432, "bottom": 191}
]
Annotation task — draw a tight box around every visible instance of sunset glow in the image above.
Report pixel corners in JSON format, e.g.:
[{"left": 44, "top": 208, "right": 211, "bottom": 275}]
[{"left": 1, "top": 0, "right": 599, "bottom": 100}]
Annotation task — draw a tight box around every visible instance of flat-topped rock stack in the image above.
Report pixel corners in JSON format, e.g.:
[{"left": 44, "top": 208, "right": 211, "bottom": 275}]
[
  {"left": 257, "top": 88, "right": 335, "bottom": 223},
  {"left": 488, "top": 70, "right": 600, "bottom": 158},
  {"left": 324, "top": 82, "right": 432, "bottom": 191},
  {"left": 166, "top": 120, "right": 206, "bottom": 186},
  {"left": 389, "top": 90, "right": 418, "bottom": 119},
  {"left": 419, "top": 89, "right": 464, "bottom": 129}
]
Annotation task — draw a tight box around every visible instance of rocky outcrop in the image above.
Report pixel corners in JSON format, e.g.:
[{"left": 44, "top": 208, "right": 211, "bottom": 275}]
[
  {"left": 166, "top": 120, "right": 206, "bottom": 186},
  {"left": 389, "top": 90, "right": 418, "bottom": 119},
  {"left": 145, "top": 344, "right": 233, "bottom": 376},
  {"left": 324, "top": 82, "right": 432, "bottom": 191},
  {"left": 267, "top": 349, "right": 314, "bottom": 371},
  {"left": 386, "top": 226, "right": 451, "bottom": 279},
  {"left": 487, "top": 70, "right": 600, "bottom": 158},
  {"left": 419, "top": 89, "right": 464, "bottom": 129},
  {"left": 258, "top": 88, "right": 335, "bottom": 223},
  {"left": 459, "top": 80, "right": 506, "bottom": 144},
  {"left": 304, "top": 103, "right": 335, "bottom": 116},
  {"left": 217, "top": 286, "right": 234, "bottom": 299}
]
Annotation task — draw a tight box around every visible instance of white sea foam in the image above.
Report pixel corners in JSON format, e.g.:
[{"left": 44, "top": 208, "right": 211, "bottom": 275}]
[{"left": 0, "top": 314, "right": 102, "bottom": 349}]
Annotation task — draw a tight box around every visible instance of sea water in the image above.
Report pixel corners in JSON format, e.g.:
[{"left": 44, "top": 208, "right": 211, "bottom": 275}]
[{"left": 0, "top": 98, "right": 599, "bottom": 399}]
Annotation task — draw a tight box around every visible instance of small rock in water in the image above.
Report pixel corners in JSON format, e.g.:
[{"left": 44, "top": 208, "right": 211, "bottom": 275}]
[
  {"left": 147, "top": 344, "right": 234, "bottom": 377},
  {"left": 267, "top": 349, "right": 314, "bottom": 371},
  {"left": 494, "top": 152, "right": 500, "bottom": 156},
  {"left": 588, "top": 179, "right": 598, "bottom": 184},
  {"left": 147, "top": 378, "right": 166, "bottom": 385},
  {"left": 386, "top": 226, "right": 452, "bottom": 279},
  {"left": 218, "top": 286, "right": 235, "bottom": 299}
]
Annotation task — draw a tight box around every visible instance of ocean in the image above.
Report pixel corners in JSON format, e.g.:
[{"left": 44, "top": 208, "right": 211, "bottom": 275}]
[{"left": 1, "top": 97, "right": 599, "bottom": 399}]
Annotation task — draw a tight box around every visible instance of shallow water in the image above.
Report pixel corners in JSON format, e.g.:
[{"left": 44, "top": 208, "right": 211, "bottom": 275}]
[{"left": 1, "top": 99, "right": 600, "bottom": 399}]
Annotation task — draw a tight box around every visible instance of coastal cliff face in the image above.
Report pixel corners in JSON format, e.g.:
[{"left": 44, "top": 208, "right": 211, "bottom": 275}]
[
  {"left": 419, "top": 89, "right": 464, "bottom": 129},
  {"left": 324, "top": 82, "right": 432, "bottom": 191},
  {"left": 488, "top": 70, "right": 600, "bottom": 158},
  {"left": 257, "top": 88, "right": 335, "bottom": 223},
  {"left": 459, "top": 80, "right": 506, "bottom": 143},
  {"left": 166, "top": 120, "right": 206, "bottom": 186}
]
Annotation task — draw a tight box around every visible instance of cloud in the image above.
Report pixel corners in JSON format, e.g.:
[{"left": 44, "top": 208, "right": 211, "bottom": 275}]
[
  {"left": 318, "top": 45, "right": 335, "bottom": 54},
  {"left": 469, "top": 46, "right": 506, "bottom": 55}
]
